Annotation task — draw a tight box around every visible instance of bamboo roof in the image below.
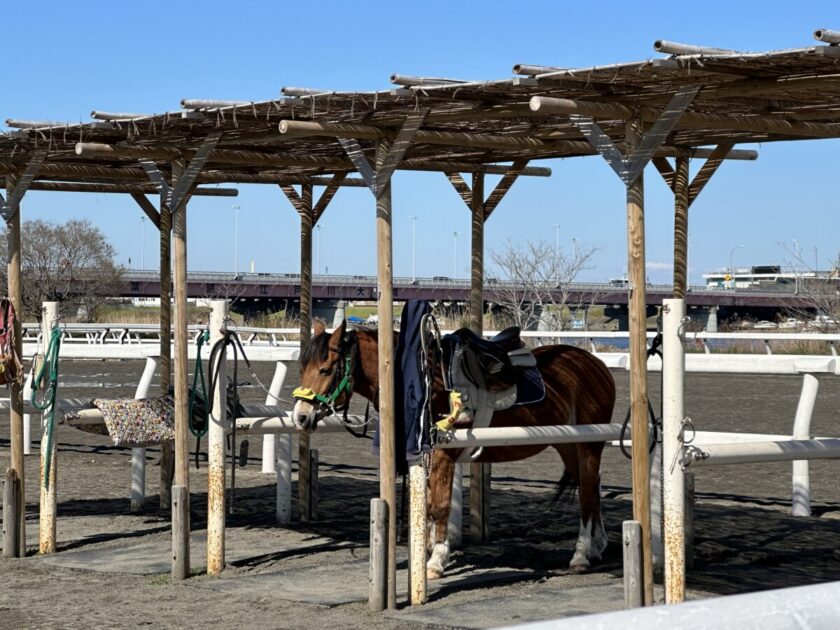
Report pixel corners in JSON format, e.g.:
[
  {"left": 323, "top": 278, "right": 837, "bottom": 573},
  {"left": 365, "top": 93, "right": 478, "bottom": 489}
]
[{"left": 5, "top": 30, "right": 840, "bottom": 188}]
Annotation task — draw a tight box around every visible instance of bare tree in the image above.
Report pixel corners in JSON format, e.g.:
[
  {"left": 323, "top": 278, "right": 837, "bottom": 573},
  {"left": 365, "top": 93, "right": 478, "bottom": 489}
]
[
  {"left": 779, "top": 244, "right": 840, "bottom": 331},
  {"left": 0, "top": 219, "right": 124, "bottom": 321},
  {"left": 488, "top": 239, "right": 599, "bottom": 330}
]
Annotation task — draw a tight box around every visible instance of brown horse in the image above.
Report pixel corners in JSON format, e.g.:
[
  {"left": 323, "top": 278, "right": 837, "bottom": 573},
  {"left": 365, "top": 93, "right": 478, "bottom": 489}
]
[{"left": 292, "top": 320, "right": 616, "bottom": 578}]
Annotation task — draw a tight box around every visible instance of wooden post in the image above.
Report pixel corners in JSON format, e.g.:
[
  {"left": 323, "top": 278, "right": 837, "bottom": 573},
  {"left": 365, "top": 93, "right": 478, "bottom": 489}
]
[
  {"left": 623, "top": 520, "right": 643, "bottom": 608},
  {"left": 626, "top": 119, "right": 653, "bottom": 606},
  {"left": 39, "top": 301, "right": 59, "bottom": 555},
  {"left": 375, "top": 137, "right": 398, "bottom": 610},
  {"left": 469, "top": 171, "right": 490, "bottom": 542},
  {"left": 207, "top": 300, "right": 228, "bottom": 576},
  {"left": 672, "top": 156, "right": 690, "bottom": 298},
  {"left": 369, "top": 498, "right": 388, "bottom": 612},
  {"left": 685, "top": 472, "right": 695, "bottom": 570},
  {"left": 309, "top": 449, "right": 319, "bottom": 521},
  {"left": 3, "top": 468, "right": 20, "bottom": 558},
  {"left": 5, "top": 173, "right": 25, "bottom": 557},
  {"left": 298, "top": 184, "right": 313, "bottom": 522},
  {"left": 171, "top": 159, "right": 190, "bottom": 580},
  {"left": 159, "top": 199, "right": 173, "bottom": 509}
]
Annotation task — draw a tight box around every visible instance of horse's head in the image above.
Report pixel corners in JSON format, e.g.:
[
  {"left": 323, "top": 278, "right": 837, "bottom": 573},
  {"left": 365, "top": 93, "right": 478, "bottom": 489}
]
[{"left": 292, "top": 319, "right": 356, "bottom": 433}]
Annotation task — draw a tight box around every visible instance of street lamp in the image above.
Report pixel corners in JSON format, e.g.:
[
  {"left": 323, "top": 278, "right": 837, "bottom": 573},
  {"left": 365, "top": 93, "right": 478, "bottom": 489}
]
[
  {"left": 729, "top": 244, "right": 744, "bottom": 290},
  {"left": 410, "top": 215, "right": 418, "bottom": 281},
  {"left": 453, "top": 231, "right": 458, "bottom": 278},
  {"left": 316, "top": 224, "right": 322, "bottom": 275},
  {"left": 232, "top": 205, "right": 240, "bottom": 275},
  {"left": 140, "top": 216, "right": 146, "bottom": 270}
]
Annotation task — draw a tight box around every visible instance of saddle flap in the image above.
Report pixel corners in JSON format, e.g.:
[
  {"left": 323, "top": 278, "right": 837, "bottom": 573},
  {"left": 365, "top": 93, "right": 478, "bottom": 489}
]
[{"left": 507, "top": 347, "right": 537, "bottom": 368}]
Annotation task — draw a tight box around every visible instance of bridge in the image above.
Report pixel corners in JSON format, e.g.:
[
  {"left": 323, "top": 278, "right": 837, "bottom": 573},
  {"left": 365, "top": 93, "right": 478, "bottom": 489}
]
[{"left": 116, "top": 270, "right": 814, "bottom": 326}]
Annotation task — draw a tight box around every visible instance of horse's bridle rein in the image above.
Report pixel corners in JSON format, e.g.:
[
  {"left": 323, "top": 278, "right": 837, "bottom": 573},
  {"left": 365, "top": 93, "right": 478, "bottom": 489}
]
[{"left": 292, "top": 331, "right": 357, "bottom": 419}]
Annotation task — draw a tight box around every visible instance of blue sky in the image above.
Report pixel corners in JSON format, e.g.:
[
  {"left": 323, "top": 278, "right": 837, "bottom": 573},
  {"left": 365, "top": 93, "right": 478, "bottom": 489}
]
[{"left": 4, "top": 1, "right": 839, "bottom": 285}]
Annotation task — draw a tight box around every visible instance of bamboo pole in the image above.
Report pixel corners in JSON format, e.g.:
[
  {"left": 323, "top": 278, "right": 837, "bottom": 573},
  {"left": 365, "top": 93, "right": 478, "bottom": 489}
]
[
  {"left": 171, "top": 159, "right": 190, "bottom": 580},
  {"left": 374, "top": 138, "right": 398, "bottom": 610},
  {"left": 672, "top": 156, "right": 690, "bottom": 298},
  {"left": 626, "top": 119, "right": 653, "bottom": 606},
  {"left": 0, "top": 182, "right": 237, "bottom": 196},
  {"left": 5, "top": 172, "right": 25, "bottom": 557},
  {"left": 469, "top": 172, "right": 490, "bottom": 543},
  {"left": 159, "top": 197, "right": 173, "bottom": 509},
  {"left": 298, "top": 185, "right": 313, "bottom": 522}
]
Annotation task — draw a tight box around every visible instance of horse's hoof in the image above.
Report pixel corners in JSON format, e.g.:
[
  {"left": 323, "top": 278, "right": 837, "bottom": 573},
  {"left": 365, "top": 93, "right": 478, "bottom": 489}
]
[
  {"left": 426, "top": 568, "right": 444, "bottom": 580},
  {"left": 569, "top": 561, "right": 590, "bottom": 574}
]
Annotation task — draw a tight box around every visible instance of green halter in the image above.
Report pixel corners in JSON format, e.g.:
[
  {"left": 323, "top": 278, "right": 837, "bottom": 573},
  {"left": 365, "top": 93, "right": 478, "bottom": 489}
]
[{"left": 292, "top": 336, "right": 355, "bottom": 414}]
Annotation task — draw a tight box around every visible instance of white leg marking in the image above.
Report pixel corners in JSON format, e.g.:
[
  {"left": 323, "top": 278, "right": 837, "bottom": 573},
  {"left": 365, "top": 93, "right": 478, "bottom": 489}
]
[
  {"left": 570, "top": 518, "right": 593, "bottom": 570},
  {"left": 426, "top": 541, "right": 450, "bottom": 579}
]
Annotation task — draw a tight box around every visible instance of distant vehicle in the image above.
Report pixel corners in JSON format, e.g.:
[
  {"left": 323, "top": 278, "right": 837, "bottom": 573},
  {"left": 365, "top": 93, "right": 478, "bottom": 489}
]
[
  {"left": 810, "top": 314, "right": 838, "bottom": 327},
  {"left": 571, "top": 319, "right": 585, "bottom": 330},
  {"left": 365, "top": 314, "right": 379, "bottom": 325},
  {"left": 608, "top": 278, "right": 629, "bottom": 288},
  {"left": 346, "top": 316, "right": 365, "bottom": 325},
  {"left": 753, "top": 320, "right": 778, "bottom": 329},
  {"left": 778, "top": 318, "right": 802, "bottom": 329},
  {"left": 432, "top": 276, "right": 450, "bottom": 282}
]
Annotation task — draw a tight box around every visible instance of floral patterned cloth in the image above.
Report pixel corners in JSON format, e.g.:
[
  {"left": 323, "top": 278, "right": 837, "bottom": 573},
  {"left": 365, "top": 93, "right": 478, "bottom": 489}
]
[{"left": 93, "top": 396, "right": 175, "bottom": 447}]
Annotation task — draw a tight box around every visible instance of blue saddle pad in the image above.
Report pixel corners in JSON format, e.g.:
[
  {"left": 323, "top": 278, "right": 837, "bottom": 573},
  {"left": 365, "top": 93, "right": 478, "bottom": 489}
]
[{"left": 515, "top": 365, "right": 545, "bottom": 406}]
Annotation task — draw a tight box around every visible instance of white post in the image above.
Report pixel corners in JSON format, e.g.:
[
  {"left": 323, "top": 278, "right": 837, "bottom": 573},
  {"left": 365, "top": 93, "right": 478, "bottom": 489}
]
[
  {"left": 130, "top": 356, "right": 158, "bottom": 512},
  {"left": 792, "top": 373, "right": 819, "bottom": 517},
  {"left": 662, "top": 298, "right": 686, "bottom": 604},
  {"left": 262, "top": 362, "right": 288, "bottom": 474},
  {"left": 23, "top": 370, "right": 33, "bottom": 456},
  {"left": 408, "top": 461, "right": 427, "bottom": 605},
  {"left": 39, "top": 301, "right": 59, "bottom": 555},
  {"left": 207, "top": 300, "right": 228, "bottom": 576},
  {"left": 448, "top": 463, "right": 463, "bottom": 547}
]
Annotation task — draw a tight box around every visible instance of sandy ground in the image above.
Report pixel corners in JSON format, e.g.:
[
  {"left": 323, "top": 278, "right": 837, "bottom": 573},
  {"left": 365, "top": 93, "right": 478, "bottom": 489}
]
[{"left": 2, "top": 360, "right": 840, "bottom": 629}]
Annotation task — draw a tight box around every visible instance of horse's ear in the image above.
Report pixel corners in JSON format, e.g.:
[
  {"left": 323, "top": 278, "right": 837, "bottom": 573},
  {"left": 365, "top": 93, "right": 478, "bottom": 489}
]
[{"left": 330, "top": 319, "right": 347, "bottom": 343}]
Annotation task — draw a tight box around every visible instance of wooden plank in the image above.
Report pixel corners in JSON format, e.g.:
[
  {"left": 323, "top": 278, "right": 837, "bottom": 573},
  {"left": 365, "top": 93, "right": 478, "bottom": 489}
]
[
  {"left": 169, "top": 132, "right": 222, "bottom": 213},
  {"left": 280, "top": 185, "right": 305, "bottom": 214},
  {"left": 1, "top": 150, "right": 45, "bottom": 221},
  {"left": 570, "top": 114, "right": 626, "bottom": 181},
  {"left": 483, "top": 159, "right": 528, "bottom": 218},
  {"left": 688, "top": 142, "right": 734, "bottom": 207},
  {"left": 626, "top": 119, "right": 653, "bottom": 607},
  {"left": 130, "top": 193, "right": 162, "bottom": 230},
  {"left": 445, "top": 172, "right": 472, "bottom": 207}
]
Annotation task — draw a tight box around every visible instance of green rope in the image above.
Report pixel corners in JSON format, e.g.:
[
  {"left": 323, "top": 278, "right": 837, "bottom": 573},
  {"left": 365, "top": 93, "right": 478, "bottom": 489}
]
[
  {"left": 31, "top": 326, "right": 62, "bottom": 488},
  {"left": 189, "top": 330, "right": 209, "bottom": 438}
]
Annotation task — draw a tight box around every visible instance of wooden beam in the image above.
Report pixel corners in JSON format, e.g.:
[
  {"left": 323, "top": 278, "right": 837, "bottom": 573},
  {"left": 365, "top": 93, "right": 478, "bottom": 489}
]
[
  {"left": 337, "top": 138, "right": 376, "bottom": 194},
  {"left": 158, "top": 191, "right": 173, "bottom": 510},
  {"left": 130, "top": 193, "right": 161, "bottom": 230},
  {"left": 532, "top": 95, "right": 840, "bottom": 139},
  {"left": 446, "top": 172, "right": 472, "bottom": 206},
  {"left": 0, "top": 182, "right": 237, "bottom": 197},
  {"left": 688, "top": 142, "right": 734, "bottom": 207},
  {"left": 673, "top": 156, "right": 690, "bottom": 299},
  {"left": 484, "top": 159, "right": 529, "bottom": 218},
  {"left": 312, "top": 172, "right": 348, "bottom": 223},
  {"left": 1, "top": 150, "right": 46, "bottom": 221},
  {"left": 169, "top": 132, "right": 222, "bottom": 213},
  {"left": 297, "top": 184, "right": 314, "bottom": 523},
  {"left": 374, "top": 110, "right": 428, "bottom": 196},
  {"left": 279, "top": 185, "right": 306, "bottom": 214},
  {"left": 653, "top": 157, "right": 676, "bottom": 192}
]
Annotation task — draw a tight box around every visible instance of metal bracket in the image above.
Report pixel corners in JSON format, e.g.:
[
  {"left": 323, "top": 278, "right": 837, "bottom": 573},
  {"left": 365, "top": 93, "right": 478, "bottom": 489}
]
[
  {"left": 570, "top": 86, "right": 700, "bottom": 187},
  {"left": 1, "top": 149, "right": 47, "bottom": 221}
]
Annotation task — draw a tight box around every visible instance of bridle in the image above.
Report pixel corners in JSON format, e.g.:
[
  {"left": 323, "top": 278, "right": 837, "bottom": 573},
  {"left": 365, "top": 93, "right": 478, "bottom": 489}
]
[{"left": 292, "top": 330, "right": 358, "bottom": 420}]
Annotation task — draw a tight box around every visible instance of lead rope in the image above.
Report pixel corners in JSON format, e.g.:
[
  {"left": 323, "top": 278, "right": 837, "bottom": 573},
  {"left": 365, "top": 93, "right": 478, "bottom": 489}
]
[
  {"left": 618, "top": 320, "right": 663, "bottom": 461},
  {"left": 31, "top": 325, "right": 62, "bottom": 488}
]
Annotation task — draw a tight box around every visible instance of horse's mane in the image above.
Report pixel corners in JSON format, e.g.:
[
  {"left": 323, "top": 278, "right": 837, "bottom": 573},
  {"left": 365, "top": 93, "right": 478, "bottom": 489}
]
[{"left": 299, "top": 332, "right": 330, "bottom": 367}]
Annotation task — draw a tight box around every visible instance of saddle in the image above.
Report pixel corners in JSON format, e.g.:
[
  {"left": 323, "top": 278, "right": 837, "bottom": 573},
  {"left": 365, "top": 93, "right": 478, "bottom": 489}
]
[
  {"left": 441, "top": 327, "right": 536, "bottom": 392},
  {"left": 438, "top": 327, "right": 544, "bottom": 454}
]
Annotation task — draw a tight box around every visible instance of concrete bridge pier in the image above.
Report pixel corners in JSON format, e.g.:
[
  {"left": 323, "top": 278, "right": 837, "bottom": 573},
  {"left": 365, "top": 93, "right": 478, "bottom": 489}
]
[{"left": 312, "top": 300, "right": 346, "bottom": 328}]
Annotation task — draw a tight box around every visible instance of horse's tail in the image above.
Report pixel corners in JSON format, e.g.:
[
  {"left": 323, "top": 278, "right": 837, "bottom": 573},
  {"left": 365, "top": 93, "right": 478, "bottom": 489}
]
[{"left": 549, "top": 468, "right": 579, "bottom": 509}]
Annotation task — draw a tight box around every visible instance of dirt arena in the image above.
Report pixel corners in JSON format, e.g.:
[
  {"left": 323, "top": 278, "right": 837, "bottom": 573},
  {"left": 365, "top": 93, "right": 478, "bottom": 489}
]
[{"left": 2, "top": 360, "right": 840, "bottom": 628}]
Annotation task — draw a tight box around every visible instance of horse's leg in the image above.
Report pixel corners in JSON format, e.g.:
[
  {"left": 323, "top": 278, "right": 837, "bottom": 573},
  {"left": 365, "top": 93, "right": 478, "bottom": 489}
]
[
  {"left": 570, "top": 441, "right": 607, "bottom": 571},
  {"left": 426, "top": 448, "right": 456, "bottom": 579}
]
